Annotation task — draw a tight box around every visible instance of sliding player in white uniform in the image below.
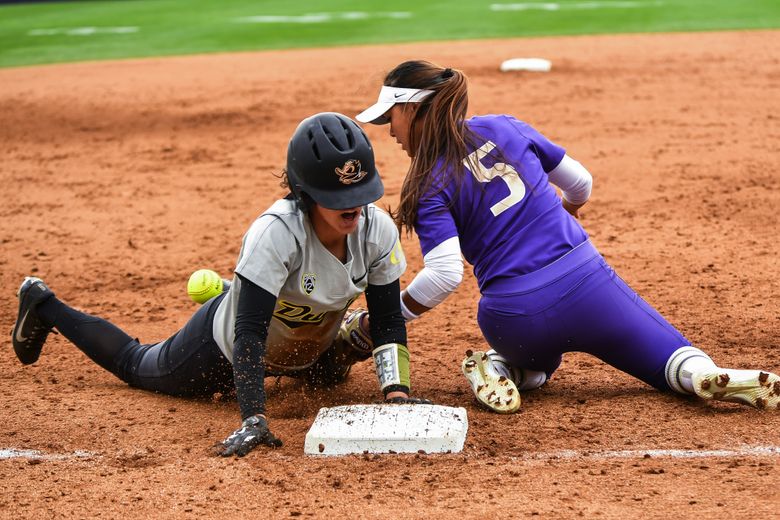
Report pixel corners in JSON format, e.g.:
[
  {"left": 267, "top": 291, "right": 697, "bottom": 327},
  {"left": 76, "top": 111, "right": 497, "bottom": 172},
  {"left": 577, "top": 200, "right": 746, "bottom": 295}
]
[{"left": 11, "top": 112, "right": 430, "bottom": 457}]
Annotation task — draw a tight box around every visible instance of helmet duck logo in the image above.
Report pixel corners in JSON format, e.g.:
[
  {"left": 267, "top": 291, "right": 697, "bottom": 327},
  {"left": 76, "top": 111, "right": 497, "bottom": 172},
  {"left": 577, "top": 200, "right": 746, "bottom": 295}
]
[{"left": 335, "top": 159, "right": 367, "bottom": 185}]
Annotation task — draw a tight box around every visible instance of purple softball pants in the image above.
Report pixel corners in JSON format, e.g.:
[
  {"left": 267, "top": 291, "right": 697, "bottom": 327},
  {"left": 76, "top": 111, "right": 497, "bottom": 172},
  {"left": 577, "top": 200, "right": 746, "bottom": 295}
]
[{"left": 477, "top": 240, "right": 690, "bottom": 391}]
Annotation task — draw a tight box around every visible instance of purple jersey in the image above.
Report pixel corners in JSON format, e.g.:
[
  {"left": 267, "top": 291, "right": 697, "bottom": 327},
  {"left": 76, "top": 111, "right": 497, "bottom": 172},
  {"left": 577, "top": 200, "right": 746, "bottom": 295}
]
[{"left": 414, "top": 115, "right": 589, "bottom": 290}]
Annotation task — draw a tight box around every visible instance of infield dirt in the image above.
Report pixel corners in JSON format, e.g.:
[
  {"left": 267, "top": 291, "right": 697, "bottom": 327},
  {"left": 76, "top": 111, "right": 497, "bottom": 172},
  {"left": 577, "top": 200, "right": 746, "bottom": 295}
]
[{"left": 1, "top": 30, "right": 779, "bottom": 519}]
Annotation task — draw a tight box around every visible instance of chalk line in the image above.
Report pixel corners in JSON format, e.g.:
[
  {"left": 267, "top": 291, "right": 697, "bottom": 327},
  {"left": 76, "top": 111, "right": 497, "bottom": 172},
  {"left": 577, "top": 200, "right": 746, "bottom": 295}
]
[
  {"left": 512, "top": 445, "right": 780, "bottom": 463},
  {"left": 234, "top": 12, "right": 412, "bottom": 24},
  {"left": 28, "top": 27, "right": 139, "bottom": 37},
  {"left": 491, "top": 2, "right": 663, "bottom": 11},
  {"left": 5, "top": 445, "right": 779, "bottom": 462},
  {"left": 0, "top": 448, "right": 95, "bottom": 461}
]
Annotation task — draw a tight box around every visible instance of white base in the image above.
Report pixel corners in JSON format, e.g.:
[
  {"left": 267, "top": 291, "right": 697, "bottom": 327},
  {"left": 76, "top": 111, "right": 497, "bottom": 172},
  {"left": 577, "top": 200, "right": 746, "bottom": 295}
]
[
  {"left": 304, "top": 404, "right": 468, "bottom": 456},
  {"left": 500, "top": 58, "right": 552, "bottom": 72}
]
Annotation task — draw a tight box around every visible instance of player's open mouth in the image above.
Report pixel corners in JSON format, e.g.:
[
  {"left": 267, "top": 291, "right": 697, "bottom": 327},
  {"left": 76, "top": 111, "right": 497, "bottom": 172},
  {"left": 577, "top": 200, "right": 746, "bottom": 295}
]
[{"left": 341, "top": 210, "right": 359, "bottom": 222}]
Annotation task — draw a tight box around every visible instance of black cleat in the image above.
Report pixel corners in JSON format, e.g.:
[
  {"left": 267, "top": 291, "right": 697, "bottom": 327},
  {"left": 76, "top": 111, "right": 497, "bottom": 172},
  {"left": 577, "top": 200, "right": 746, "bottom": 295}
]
[{"left": 11, "top": 277, "right": 54, "bottom": 365}]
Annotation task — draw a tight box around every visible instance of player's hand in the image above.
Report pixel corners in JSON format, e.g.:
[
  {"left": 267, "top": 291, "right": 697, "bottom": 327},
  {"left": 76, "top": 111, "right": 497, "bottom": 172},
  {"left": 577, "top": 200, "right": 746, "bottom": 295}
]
[
  {"left": 562, "top": 199, "right": 585, "bottom": 219},
  {"left": 384, "top": 389, "right": 433, "bottom": 405},
  {"left": 219, "top": 415, "right": 282, "bottom": 457},
  {"left": 385, "top": 396, "right": 433, "bottom": 405}
]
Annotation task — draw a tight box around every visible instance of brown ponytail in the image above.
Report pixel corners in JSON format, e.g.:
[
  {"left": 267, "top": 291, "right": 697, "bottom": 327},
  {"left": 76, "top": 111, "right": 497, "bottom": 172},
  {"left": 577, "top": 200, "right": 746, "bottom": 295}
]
[{"left": 384, "top": 61, "right": 484, "bottom": 234}]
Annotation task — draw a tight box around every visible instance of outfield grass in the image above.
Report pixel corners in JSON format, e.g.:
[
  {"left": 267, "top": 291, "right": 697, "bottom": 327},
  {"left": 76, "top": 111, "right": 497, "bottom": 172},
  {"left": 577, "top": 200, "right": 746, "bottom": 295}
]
[{"left": 0, "top": 0, "right": 778, "bottom": 68}]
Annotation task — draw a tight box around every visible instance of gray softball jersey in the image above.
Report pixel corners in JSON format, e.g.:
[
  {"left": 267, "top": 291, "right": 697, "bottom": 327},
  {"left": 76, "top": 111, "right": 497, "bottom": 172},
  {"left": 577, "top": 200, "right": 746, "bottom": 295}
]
[{"left": 212, "top": 199, "right": 406, "bottom": 372}]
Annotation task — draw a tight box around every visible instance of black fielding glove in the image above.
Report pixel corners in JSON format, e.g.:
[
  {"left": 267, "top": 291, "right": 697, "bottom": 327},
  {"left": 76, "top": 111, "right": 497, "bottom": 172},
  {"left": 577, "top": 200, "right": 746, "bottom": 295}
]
[{"left": 219, "top": 415, "right": 282, "bottom": 457}]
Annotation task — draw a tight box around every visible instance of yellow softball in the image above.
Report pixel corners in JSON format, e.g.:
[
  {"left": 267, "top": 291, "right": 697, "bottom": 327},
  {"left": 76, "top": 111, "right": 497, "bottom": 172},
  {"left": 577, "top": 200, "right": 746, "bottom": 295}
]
[{"left": 187, "top": 269, "right": 223, "bottom": 304}]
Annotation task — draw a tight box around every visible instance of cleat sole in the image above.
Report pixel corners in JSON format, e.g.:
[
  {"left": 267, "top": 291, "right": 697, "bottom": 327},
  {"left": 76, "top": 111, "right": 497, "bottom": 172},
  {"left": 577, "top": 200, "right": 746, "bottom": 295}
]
[
  {"left": 461, "top": 350, "right": 521, "bottom": 414},
  {"left": 693, "top": 370, "right": 780, "bottom": 410}
]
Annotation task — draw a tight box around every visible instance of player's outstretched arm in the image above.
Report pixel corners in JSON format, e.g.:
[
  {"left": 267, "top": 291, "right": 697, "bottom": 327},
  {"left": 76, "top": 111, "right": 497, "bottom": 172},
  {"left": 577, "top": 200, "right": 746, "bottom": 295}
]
[{"left": 218, "top": 274, "right": 282, "bottom": 456}]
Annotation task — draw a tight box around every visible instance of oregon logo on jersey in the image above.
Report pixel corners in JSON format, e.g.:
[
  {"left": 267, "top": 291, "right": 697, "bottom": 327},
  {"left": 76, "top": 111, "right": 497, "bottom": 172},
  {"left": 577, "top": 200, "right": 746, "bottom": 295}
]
[
  {"left": 390, "top": 239, "right": 404, "bottom": 265},
  {"left": 301, "top": 273, "right": 316, "bottom": 295},
  {"left": 273, "top": 300, "right": 326, "bottom": 329}
]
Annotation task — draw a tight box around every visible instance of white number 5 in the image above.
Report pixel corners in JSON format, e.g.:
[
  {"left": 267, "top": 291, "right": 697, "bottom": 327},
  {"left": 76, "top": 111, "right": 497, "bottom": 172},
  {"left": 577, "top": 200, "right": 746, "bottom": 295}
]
[{"left": 463, "top": 141, "right": 525, "bottom": 216}]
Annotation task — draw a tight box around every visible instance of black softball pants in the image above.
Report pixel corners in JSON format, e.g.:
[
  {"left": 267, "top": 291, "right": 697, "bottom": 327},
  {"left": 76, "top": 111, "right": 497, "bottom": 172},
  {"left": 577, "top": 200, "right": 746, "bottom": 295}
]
[{"left": 36, "top": 293, "right": 234, "bottom": 397}]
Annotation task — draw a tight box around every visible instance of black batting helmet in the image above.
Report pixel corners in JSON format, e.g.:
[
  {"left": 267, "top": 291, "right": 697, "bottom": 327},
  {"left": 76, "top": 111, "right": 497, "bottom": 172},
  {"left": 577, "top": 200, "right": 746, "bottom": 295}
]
[{"left": 286, "top": 112, "right": 383, "bottom": 210}]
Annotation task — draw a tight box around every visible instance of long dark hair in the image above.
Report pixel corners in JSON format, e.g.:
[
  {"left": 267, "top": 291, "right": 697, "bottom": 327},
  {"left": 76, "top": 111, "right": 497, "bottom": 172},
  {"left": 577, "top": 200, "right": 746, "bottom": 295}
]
[
  {"left": 277, "top": 169, "right": 313, "bottom": 212},
  {"left": 384, "top": 60, "right": 483, "bottom": 234}
]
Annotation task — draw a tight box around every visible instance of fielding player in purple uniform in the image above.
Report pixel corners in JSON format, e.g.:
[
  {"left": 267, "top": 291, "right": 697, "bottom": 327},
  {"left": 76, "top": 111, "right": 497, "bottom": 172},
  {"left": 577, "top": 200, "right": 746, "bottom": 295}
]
[
  {"left": 353, "top": 60, "right": 780, "bottom": 413},
  {"left": 11, "top": 112, "right": 430, "bottom": 457}
]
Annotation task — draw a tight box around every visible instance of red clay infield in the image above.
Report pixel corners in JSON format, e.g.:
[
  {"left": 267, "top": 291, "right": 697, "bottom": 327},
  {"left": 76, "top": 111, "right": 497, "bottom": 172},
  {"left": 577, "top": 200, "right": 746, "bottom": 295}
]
[{"left": 1, "top": 30, "right": 778, "bottom": 518}]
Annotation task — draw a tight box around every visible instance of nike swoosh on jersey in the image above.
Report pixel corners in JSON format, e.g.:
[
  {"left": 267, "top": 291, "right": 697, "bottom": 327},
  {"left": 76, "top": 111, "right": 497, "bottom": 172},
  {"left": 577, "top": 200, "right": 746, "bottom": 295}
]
[{"left": 351, "top": 272, "right": 367, "bottom": 284}]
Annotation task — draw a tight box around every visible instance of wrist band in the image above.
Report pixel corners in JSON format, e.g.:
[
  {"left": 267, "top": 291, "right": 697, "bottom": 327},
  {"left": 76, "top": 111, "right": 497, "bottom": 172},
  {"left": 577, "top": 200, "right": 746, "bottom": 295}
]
[{"left": 372, "top": 343, "right": 411, "bottom": 391}]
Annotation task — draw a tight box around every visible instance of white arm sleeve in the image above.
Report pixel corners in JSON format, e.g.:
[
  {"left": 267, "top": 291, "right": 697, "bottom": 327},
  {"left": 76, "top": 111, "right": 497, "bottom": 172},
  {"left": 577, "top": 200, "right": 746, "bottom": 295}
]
[
  {"left": 403, "top": 236, "right": 464, "bottom": 318},
  {"left": 547, "top": 154, "right": 593, "bottom": 205}
]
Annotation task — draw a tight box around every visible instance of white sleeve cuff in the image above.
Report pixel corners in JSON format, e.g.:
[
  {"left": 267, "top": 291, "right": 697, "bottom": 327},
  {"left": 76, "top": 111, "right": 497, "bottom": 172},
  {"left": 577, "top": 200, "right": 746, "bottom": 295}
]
[
  {"left": 547, "top": 154, "right": 593, "bottom": 205},
  {"left": 405, "top": 236, "right": 464, "bottom": 310}
]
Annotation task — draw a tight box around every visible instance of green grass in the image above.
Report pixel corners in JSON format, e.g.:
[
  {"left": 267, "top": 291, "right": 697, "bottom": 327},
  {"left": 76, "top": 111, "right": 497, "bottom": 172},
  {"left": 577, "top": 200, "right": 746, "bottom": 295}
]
[{"left": 0, "top": 0, "right": 778, "bottom": 68}]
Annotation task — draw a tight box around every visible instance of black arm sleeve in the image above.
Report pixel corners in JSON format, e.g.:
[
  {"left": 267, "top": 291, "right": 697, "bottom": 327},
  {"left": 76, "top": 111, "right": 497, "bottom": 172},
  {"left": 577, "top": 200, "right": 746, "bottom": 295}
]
[
  {"left": 365, "top": 279, "right": 406, "bottom": 347},
  {"left": 233, "top": 273, "right": 276, "bottom": 420}
]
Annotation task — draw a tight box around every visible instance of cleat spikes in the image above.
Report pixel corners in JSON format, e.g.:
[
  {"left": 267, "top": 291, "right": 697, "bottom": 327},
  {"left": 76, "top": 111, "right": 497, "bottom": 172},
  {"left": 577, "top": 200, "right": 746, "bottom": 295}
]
[
  {"left": 461, "top": 350, "right": 521, "bottom": 414},
  {"left": 692, "top": 369, "right": 780, "bottom": 410}
]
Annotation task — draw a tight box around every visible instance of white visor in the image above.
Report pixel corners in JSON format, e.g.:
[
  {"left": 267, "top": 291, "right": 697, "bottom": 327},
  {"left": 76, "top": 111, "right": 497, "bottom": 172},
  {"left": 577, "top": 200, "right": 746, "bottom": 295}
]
[{"left": 355, "top": 86, "right": 434, "bottom": 125}]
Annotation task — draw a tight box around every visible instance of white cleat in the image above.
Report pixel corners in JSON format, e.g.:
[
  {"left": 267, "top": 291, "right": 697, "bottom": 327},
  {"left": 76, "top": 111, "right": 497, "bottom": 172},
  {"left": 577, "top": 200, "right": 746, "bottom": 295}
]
[
  {"left": 692, "top": 370, "right": 780, "bottom": 410},
  {"left": 461, "top": 350, "right": 521, "bottom": 414}
]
